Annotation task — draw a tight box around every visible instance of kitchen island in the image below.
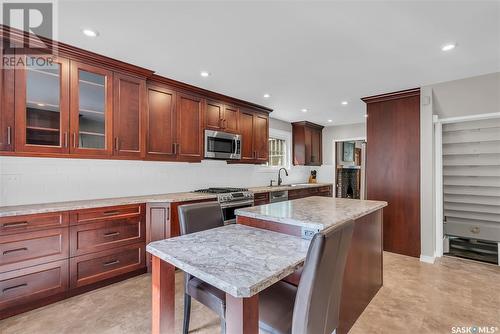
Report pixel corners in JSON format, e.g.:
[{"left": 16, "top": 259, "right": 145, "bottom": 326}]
[
  {"left": 147, "top": 196, "right": 386, "bottom": 334},
  {"left": 235, "top": 196, "right": 387, "bottom": 334}
]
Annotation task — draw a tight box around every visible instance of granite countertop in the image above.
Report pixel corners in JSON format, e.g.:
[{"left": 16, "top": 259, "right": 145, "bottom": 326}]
[
  {"left": 249, "top": 182, "right": 332, "bottom": 194},
  {"left": 0, "top": 183, "right": 333, "bottom": 217},
  {"left": 0, "top": 192, "right": 218, "bottom": 217},
  {"left": 146, "top": 224, "right": 310, "bottom": 298},
  {"left": 235, "top": 197, "right": 387, "bottom": 231}
]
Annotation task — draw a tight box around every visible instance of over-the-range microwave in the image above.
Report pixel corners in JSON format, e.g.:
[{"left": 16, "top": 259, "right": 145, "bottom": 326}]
[{"left": 204, "top": 130, "right": 241, "bottom": 160}]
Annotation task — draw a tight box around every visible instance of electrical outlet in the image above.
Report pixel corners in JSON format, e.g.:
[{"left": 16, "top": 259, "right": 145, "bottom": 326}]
[{"left": 301, "top": 227, "right": 320, "bottom": 240}]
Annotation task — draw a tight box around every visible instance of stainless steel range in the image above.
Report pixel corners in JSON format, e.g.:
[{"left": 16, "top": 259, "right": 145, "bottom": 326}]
[{"left": 194, "top": 187, "right": 254, "bottom": 224}]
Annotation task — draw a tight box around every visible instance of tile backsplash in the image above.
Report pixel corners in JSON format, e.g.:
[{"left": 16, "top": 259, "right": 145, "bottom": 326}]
[{"left": 0, "top": 156, "right": 333, "bottom": 206}]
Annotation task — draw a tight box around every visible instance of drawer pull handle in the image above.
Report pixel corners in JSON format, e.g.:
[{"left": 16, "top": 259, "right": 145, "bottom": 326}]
[
  {"left": 103, "top": 210, "right": 120, "bottom": 216},
  {"left": 2, "top": 221, "right": 29, "bottom": 228},
  {"left": 3, "top": 283, "right": 27, "bottom": 293},
  {"left": 104, "top": 231, "right": 120, "bottom": 237},
  {"left": 470, "top": 226, "right": 480, "bottom": 234},
  {"left": 3, "top": 247, "right": 28, "bottom": 255},
  {"left": 103, "top": 259, "right": 120, "bottom": 267}
]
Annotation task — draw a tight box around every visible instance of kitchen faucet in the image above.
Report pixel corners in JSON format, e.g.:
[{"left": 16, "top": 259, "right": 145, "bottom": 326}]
[{"left": 277, "top": 168, "right": 289, "bottom": 186}]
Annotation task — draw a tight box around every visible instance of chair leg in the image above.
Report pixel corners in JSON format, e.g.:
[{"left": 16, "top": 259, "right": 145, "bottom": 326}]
[
  {"left": 183, "top": 294, "right": 191, "bottom": 334},
  {"left": 220, "top": 318, "right": 226, "bottom": 334}
]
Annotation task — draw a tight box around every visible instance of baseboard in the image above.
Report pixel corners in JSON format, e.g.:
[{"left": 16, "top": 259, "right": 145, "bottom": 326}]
[{"left": 419, "top": 255, "right": 436, "bottom": 264}]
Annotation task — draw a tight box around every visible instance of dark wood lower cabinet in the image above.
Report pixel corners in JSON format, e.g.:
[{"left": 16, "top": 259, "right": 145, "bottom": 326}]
[
  {"left": 0, "top": 259, "right": 69, "bottom": 319},
  {"left": 288, "top": 185, "right": 332, "bottom": 200},
  {"left": 0, "top": 228, "right": 69, "bottom": 273},
  {"left": 1, "top": 203, "right": 148, "bottom": 319},
  {"left": 69, "top": 217, "right": 145, "bottom": 257},
  {"left": 253, "top": 192, "right": 269, "bottom": 206},
  {"left": 69, "top": 242, "right": 145, "bottom": 289}
]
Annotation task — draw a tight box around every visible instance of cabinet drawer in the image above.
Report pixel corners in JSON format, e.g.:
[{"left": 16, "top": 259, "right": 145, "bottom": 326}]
[
  {"left": 70, "top": 204, "right": 144, "bottom": 225},
  {"left": 0, "top": 211, "right": 68, "bottom": 235},
  {"left": 317, "top": 186, "right": 332, "bottom": 196},
  {"left": 253, "top": 192, "right": 269, "bottom": 205},
  {"left": 0, "top": 259, "right": 68, "bottom": 312},
  {"left": 70, "top": 217, "right": 145, "bottom": 257},
  {"left": 288, "top": 188, "right": 310, "bottom": 200},
  {"left": 69, "top": 243, "right": 145, "bottom": 288},
  {"left": 0, "top": 228, "right": 69, "bottom": 273}
]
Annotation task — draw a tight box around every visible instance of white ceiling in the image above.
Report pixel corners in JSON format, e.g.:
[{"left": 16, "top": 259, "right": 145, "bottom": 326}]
[{"left": 53, "top": 1, "right": 500, "bottom": 126}]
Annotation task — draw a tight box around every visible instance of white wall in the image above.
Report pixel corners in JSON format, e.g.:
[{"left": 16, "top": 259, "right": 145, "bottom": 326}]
[
  {"left": 431, "top": 72, "right": 500, "bottom": 118},
  {"left": 0, "top": 118, "right": 314, "bottom": 206}
]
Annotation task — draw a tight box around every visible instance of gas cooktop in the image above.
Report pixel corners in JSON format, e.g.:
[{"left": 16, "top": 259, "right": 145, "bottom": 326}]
[{"left": 194, "top": 187, "right": 249, "bottom": 194}]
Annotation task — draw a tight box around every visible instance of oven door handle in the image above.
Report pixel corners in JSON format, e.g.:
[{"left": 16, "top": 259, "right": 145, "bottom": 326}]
[{"left": 220, "top": 200, "right": 254, "bottom": 208}]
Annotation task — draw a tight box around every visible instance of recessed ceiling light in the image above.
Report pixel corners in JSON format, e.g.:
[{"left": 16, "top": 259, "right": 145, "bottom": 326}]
[
  {"left": 327, "top": 119, "right": 333, "bottom": 123},
  {"left": 341, "top": 101, "right": 348, "bottom": 105},
  {"left": 200, "top": 71, "right": 210, "bottom": 77},
  {"left": 82, "top": 29, "right": 98, "bottom": 37},
  {"left": 263, "top": 93, "right": 271, "bottom": 98},
  {"left": 441, "top": 43, "right": 456, "bottom": 51},
  {"left": 301, "top": 108, "right": 308, "bottom": 113}
]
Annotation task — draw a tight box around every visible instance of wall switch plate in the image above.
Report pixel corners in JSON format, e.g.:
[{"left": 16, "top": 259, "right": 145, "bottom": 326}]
[{"left": 301, "top": 227, "right": 320, "bottom": 240}]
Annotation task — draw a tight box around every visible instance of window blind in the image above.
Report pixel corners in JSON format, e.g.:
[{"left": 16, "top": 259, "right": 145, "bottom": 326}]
[{"left": 443, "top": 118, "right": 500, "bottom": 242}]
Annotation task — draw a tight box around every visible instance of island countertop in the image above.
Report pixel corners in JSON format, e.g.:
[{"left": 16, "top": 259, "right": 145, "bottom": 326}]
[
  {"left": 235, "top": 196, "right": 387, "bottom": 231},
  {"left": 147, "top": 224, "right": 309, "bottom": 298}
]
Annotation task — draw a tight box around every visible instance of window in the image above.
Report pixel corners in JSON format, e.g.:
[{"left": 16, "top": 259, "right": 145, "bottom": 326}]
[{"left": 268, "top": 137, "right": 287, "bottom": 167}]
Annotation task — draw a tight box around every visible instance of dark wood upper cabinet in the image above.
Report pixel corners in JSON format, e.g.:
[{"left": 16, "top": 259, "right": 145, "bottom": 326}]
[
  {"left": 14, "top": 56, "right": 70, "bottom": 154},
  {"left": 205, "top": 100, "right": 224, "bottom": 130},
  {"left": 69, "top": 61, "right": 113, "bottom": 156},
  {"left": 292, "top": 121, "right": 323, "bottom": 166},
  {"left": 223, "top": 104, "right": 239, "bottom": 133},
  {"left": 113, "top": 73, "right": 146, "bottom": 159},
  {"left": 254, "top": 113, "right": 269, "bottom": 162},
  {"left": 205, "top": 101, "right": 239, "bottom": 133},
  {"left": 237, "top": 110, "right": 268, "bottom": 163},
  {"left": 176, "top": 92, "right": 204, "bottom": 162},
  {"left": 146, "top": 84, "right": 176, "bottom": 160},
  {"left": 239, "top": 110, "right": 256, "bottom": 161},
  {"left": 362, "top": 88, "right": 421, "bottom": 258},
  {"left": 2, "top": 27, "right": 272, "bottom": 161},
  {"left": 0, "top": 41, "right": 14, "bottom": 152}
]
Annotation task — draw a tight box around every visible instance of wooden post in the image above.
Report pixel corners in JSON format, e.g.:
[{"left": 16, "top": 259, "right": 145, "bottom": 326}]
[
  {"left": 225, "top": 293, "right": 259, "bottom": 334},
  {"left": 151, "top": 255, "right": 175, "bottom": 334}
]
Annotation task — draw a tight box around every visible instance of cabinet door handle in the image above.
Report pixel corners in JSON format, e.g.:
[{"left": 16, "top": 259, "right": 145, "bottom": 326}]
[
  {"left": 2, "top": 221, "right": 29, "bottom": 228},
  {"left": 173, "top": 143, "right": 177, "bottom": 155},
  {"left": 103, "top": 259, "right": 120, "bottom": 267},
  {"left": 64, "top": 132, "right": 68, "bottom": 148},
  {"left": 177, "top": 143, "right": 181, "bottom": 154},
  {"left": 3, "top": 247, "right": 28, "bottom": 255},
  {"left": 114, "top": 138, "right": 119, "bottom": 151},
  {"left": 72, "top": 133, "right": 77, "bottom": 148},
  {"left": 103, "top": 210, "right": 120, "bottom": 216},
  {"left": 103, "top": 231, "right": 120, "bottom": 237},
  {"left": 7, "top": 126, "right": 12, "bottom": 145},
  {"left": 3, "top": 283, "right": 27, "bottom": 293}
]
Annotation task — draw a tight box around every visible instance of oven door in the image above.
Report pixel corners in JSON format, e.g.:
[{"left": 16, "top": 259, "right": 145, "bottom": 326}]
[
  {"left": 205, "top": 130, "right": 241, "bottom": 160},
  {"left": 220, "top": 200, "right": 253, "bottom": 225}
]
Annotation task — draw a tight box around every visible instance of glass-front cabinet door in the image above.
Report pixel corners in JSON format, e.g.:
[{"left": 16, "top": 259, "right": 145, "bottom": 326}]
[
  {"left": 70, "top": 62, "right": 113, "bottom": 156},
  {"left": 15, "top": 56, "right": 70, "bottom": 153}
]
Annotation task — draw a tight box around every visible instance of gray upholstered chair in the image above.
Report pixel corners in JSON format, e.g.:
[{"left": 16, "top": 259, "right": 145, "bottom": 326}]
[
  {"left": 259, "top": 220, "right": 355, "bottom": 334},
  {"left": 178, "top": 202, "right": 226, "bottom": 334}
]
